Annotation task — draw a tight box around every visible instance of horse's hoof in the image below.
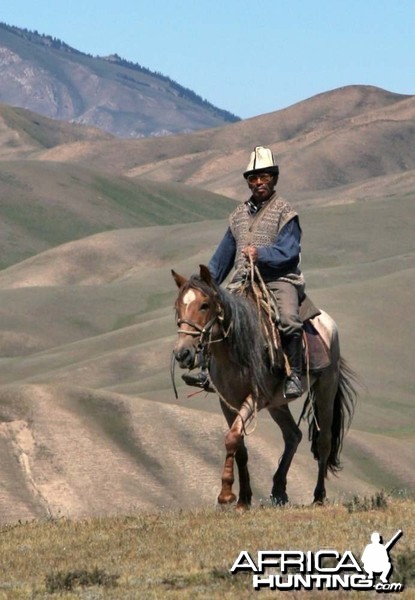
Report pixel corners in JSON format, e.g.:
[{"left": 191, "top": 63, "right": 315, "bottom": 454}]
[
  {"left": 271, "top": 493, "right": 289, "bottom": 507},
  {"left": 312, "top": 497, "right": 327, "bottom": 506},
  {"left": 217, "top": 493, "right": 237, "bottom": 505},
  {"left": 236, "top": 501, "right": 250, "bottom": 512}
]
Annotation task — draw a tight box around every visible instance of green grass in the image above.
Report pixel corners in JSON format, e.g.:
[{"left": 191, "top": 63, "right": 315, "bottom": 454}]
[
  {"left": 0, "top": 198, "right": 100, "bottom": 247},
  {"left": 301, "top": 194, "right": 415, "bottom": 273},
  {"left": 0, "top": 104, "right": 109, "bottom": 149},
  {"left": 95, "top": 177, "right": 235, "bottom": 226},
  {"left": 0, "top": 160, "right": 234, "bottom": 268}
]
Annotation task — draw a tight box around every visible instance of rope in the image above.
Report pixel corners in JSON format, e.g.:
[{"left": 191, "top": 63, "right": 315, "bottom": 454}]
[
  {"left": 233, "top": 255, "right": 320, "bottom": 433},
  {"left": 230, "top": 254, "right": 282, "bottom": 368},
  {"left": 208, "top": 374, "right": 258, "bottom": 437}
]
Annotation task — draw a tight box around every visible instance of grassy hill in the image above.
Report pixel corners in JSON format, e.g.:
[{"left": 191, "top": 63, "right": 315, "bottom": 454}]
[
  {"left": 0, "top": 159, "right": 235, "bottom": 268},
  {"left": 0, "top": 103, "right": 112, "bottom": 155}
]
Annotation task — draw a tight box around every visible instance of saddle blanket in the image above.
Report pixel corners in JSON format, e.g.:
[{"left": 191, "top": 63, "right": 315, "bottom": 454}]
[{"left": 302, "top": 319, "right": 331, "bottom": 371}]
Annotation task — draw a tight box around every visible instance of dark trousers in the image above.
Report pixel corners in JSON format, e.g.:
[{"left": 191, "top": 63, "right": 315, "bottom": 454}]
[{"left": 270, "top": 281, "right": 303, "bottom": 337}]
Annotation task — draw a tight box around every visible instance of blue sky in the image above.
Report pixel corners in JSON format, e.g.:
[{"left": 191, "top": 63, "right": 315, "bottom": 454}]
[{"left": 1, "top": 0, "right": 414, "bottom": 119}]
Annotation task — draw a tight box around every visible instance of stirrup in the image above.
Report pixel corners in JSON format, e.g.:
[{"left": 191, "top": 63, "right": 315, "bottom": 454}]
[
  {"left": 182, "top": 371, "right": 215, "bottom": 393},
  {"left": 283, "top": 374, "right": 303, "bottom": 399}
]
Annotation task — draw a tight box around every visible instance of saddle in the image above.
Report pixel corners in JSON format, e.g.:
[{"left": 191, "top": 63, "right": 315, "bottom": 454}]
[
  {"left": 263, "top": 292, "right": 331, "bottom": 372},
  {"left": 297, "top": 294, "right": 331, "bottom": 371},
  {"left": 301, "top": 317, "right": 331, "bottom": 371}
]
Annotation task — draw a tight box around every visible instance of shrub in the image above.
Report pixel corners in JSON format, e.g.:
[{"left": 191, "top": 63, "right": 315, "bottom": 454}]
[{"left": 344, "top": 490, "right": 388, "bottom": 513}]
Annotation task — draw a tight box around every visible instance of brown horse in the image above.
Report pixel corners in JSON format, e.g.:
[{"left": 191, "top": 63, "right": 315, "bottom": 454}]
[{"left": 172, "top": 265, "right": 357, "bottom": 507}]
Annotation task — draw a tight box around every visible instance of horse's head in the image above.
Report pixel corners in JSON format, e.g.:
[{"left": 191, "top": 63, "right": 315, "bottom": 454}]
[{"left": 171, "top": 265, "right": 221, "bottom": 369}]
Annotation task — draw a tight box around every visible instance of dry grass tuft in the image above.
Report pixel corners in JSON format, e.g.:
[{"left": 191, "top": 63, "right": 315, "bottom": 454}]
[
  {"left": 344, "top": 489, "right": 389, "bottom": 513},
  {"left": 44, "top": 567, "right": 119, "bottom": 593},
  {"left": 394, "top": 548, "right": 415, "bottom": 588}
]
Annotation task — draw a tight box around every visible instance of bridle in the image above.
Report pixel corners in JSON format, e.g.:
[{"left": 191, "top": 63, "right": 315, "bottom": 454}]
[
  {"left": 176, "top": 315, "right": 220, "bottom": 346},
  {"left": 171, "top": 289, "right": 233, "bottom": 399},
  {"left": 175, "top": 294, "right": 232, "bottom": 350},
  {"left": 173, "top": 292, "right": 254, "bottom": 432}
]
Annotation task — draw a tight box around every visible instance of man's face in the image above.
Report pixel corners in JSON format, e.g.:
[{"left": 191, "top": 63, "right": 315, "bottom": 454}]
[{"left": 246, "top": 173, "right": 276, "bottom": 204}]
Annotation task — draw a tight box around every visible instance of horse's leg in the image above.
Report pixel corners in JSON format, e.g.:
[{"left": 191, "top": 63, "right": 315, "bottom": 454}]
[
  {"left": 218, "top": 396, "right": 254, "bottom": 508},
  {"left": 234, "top": 439, "right": 252, "bottom": 508},
  {"left": 310, "top": 369, "right": 338, "bottom": 504},
  {"left": 268, "top": 404, "right": 302, "bottom": 505}
]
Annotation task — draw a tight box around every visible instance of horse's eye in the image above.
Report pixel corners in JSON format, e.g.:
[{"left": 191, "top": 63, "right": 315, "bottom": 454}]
[{"left": 200, "top": 302, "right": 209, "bottom": 311}]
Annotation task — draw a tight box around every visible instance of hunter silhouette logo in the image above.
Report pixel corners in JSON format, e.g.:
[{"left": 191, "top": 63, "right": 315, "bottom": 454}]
[
  {"left": 361, "top": 530, "right": 402, "bottom": 586},
  {"left": 230, "top": 529, "right": 404, "bottom": 592}
]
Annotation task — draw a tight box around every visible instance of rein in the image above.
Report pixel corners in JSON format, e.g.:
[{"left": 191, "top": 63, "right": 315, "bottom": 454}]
[{"left": 227, "top": 256, "right": 280, "bottom": 367}]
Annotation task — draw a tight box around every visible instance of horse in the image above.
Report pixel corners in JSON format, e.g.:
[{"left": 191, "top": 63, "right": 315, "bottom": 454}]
[{"left": 171, "top": 264, "right": 358, "bottom": 508}]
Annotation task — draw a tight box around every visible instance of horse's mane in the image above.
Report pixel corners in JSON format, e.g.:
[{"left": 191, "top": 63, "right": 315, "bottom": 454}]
[{"left": 184, "top": 275, "right": 272, "bottom": 400}]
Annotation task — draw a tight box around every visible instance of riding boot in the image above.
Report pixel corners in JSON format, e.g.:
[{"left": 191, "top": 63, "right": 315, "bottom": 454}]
[
  {"left": 182, "top": 368, "right": 215, "bottom": 392},
  {"left": 282, "top": 333, "right": 303, "bottom": 399},
  {"left": 181, "top": 353, "right": 215, "bottom": 393}
]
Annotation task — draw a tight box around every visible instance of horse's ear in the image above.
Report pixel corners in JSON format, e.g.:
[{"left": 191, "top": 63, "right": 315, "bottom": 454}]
[
  {"left": 199, "top": 264, "right": 213, "bottom": 286},
  {"left": 171, "top": 270, "right": 187, "bottom": 288}
]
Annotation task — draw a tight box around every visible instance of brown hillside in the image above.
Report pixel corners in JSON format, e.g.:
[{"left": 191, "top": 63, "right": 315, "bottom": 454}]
[
  {"left": 0, "top": 224, "right": 225, "bottom": 290},
  {"left": 33, "top": 85, "right": 415, "bottom": 200},
  {"left": 0, "top": 103, "right": 112, "bottom": 159},
  {"left": 0, "top": 384, "right": 229, "bottom": 520},
  {"left": 2, "top": 381, "right": 393, "bottom": 522}
]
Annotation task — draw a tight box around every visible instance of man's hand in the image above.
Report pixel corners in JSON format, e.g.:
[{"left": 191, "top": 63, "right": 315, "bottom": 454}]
[{"left": 242, "top": 245, "right": 258, "bottom": 263}]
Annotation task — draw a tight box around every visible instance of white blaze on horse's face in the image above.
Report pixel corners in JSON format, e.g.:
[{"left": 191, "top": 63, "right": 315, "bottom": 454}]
[
  {"left": 181, "top": 289, "right": 198, "bottom": 322},
  {"left": 182, "top": 289, "right": 197, "bottom": 310}
]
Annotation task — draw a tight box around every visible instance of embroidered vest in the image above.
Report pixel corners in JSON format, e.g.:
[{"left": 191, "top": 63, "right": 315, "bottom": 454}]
[{"left": 229, "top": 194, "right": 304, "bottom": 288}]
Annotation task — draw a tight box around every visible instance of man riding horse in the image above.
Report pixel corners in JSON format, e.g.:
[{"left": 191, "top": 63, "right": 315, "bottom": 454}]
[{"left": 183, "top": 146, "right": 305, "bottom": 399}]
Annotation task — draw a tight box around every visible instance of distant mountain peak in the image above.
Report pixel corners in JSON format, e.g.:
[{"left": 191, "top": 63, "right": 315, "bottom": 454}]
[{"left": 0, "top": 21, "right": 240, "bottom": 138}]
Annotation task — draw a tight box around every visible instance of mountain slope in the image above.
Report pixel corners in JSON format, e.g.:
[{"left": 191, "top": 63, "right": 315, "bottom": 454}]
[
  {"left": 34, "top": 85, "right": 415, "bottom": 200},
  {"left": 0, "top": 102, "right": 112, "bottom": 160},
  {"left": 0, "top": 22, "right": 239, "bottom": 138},
  {"left": 0, "top": 159, "right": 235, "bottom": 268}
]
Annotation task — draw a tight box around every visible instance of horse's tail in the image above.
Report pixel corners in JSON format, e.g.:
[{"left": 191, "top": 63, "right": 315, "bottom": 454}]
[{"left": 308, "top": 356, "right": 359, "bottom": 475}]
